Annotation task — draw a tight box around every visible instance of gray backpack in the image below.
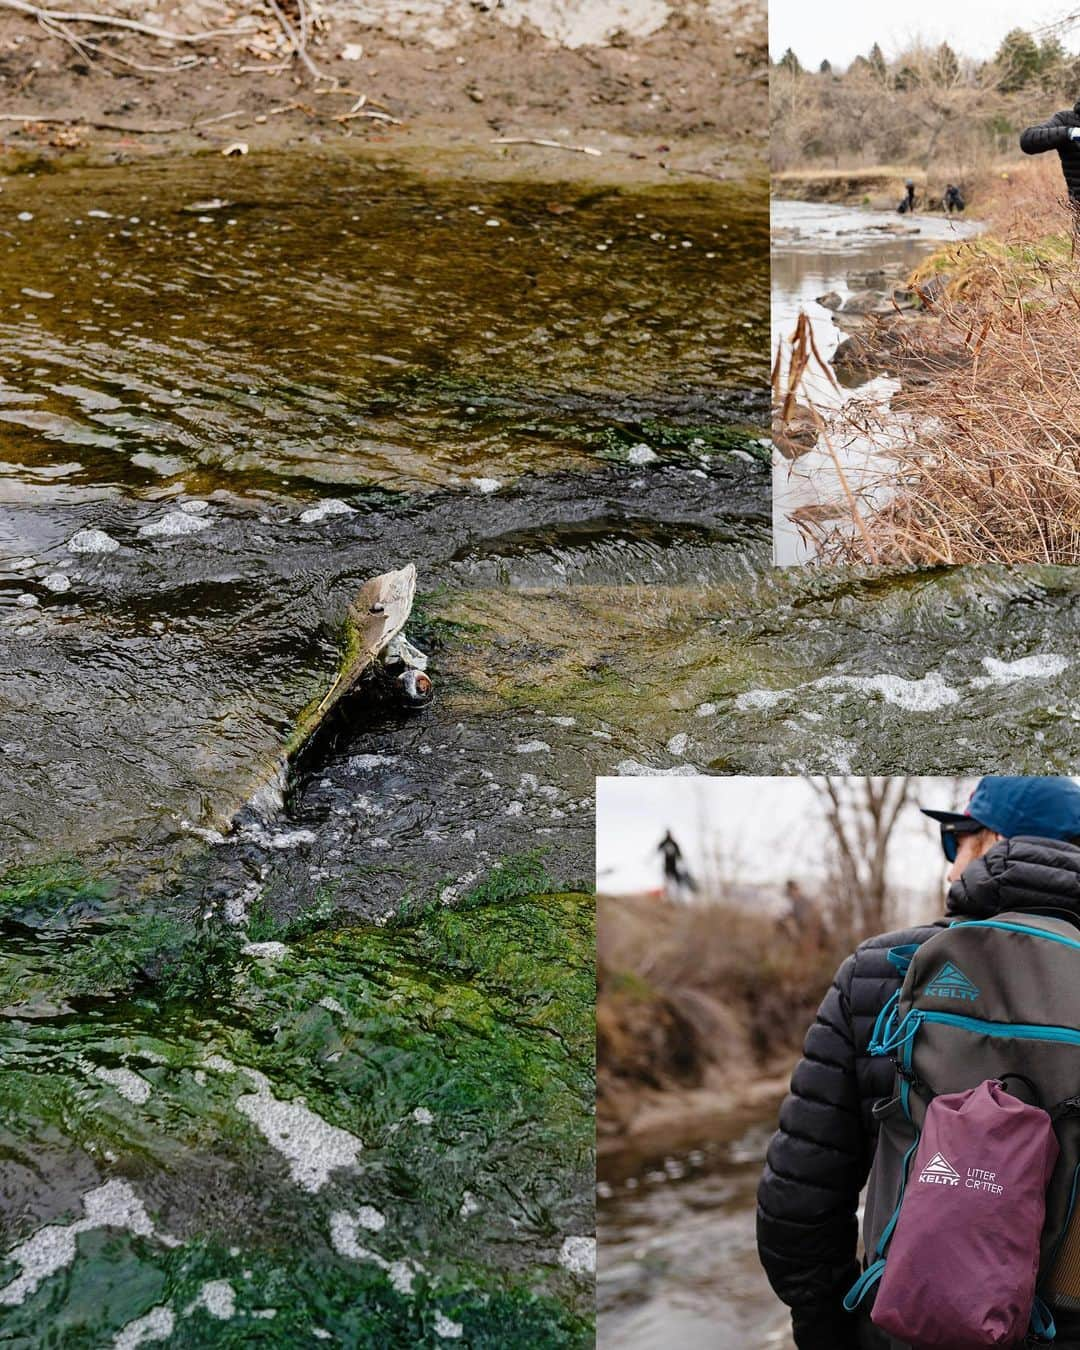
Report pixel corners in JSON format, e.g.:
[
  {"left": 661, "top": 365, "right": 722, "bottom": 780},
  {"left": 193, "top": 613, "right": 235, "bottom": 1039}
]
[{"left": 845, "top": 911, "right": 1080, "bottom": 1333}]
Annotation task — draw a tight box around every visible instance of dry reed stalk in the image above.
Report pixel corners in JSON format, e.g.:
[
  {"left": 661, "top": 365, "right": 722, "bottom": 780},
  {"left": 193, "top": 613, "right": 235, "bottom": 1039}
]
[{"left": 795, "top": 163, "right": 1080, "bottom": 564}]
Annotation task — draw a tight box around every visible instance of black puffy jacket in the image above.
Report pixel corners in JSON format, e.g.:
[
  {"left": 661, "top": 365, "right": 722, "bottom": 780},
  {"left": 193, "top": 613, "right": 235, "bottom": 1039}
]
[
  {"left": 1020, "top": 104, "right": 1080, "bottom": 201},
  {"left": 757, "top": 836, "right": 1080, "bottom": 1350}
]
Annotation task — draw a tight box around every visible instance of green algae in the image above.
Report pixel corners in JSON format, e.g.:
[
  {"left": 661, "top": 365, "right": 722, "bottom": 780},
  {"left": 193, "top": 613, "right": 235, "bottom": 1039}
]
[
  {"left": 0, "top": 860, "right": 113, "bottom": 929},
  {"left": 0, "top": 891, "right": 595, "bottom": 1342}
]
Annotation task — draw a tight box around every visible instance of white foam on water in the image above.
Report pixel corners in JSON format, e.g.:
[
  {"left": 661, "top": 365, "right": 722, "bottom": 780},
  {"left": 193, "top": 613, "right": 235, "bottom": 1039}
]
[
  {"left": 388, "top": 1261, "right": 418, "bottom": 1295},
  {"left": 734, "top": 688, "right": 786, "bottom": 711},
  {"left": 471, "top": 477, "right": 501, "bottom": 493},
  {"left": 185, "top": 1280, "right": 236, "bottom": 1320},
  {"left": 300, "top": 498, "right": 354, "bottom": 523},
  {"left": 434, "top": 1311, "right": 464, "bottom": 1339},
  {"left": 113, "top": 1306, "right": 174, "bottom": 1349},
  {"left": 819, "top": 671, "right": 959, "bottom": 712},
  {"left": 236, "top": 1074, "right": 362, "bottom": 1192},
  {"left": 224, "top": 881, "right": 261, "bottom": 926},
  {"left": 93, "top": 1065, "right": 151, "bottom": 1105},
  {"left": 614, "top": 760, "right": 698, "bottom": 777},
  {"left": 971, "top": 653, "right": 1069, "bottom": 687},
  {"left": 241, "top": 942, "right": 289, "bottom": 960},
  {"left": 238, "top": 826, "right": 316, "bottom": 851},
  {"left": 202, "top": 1054, "right": 237, "bottom": 1074},
  {"left": 329, "top": 1212, "right": 420, "bottom": 1292},
  {"left": 626, "top": 442, "right": 658, "bottom": 464},
  {"left": 558, "top": 1235, "right": 596, "bottom": 1277},
  {"left": 180, "top": 820, "right": 229, "bottom": 846},
  {"left": 666, "top": 733, "right": 688, "bottom": 756},
  {"left": 440, "top": 869, "right": 481, "bottom": 906},
  {"left": 0, "top": 1181, "right": 155, "bottom": 1307},
  {"left": 349, "top": 754, "right": 398, "bottom": 771},
  {"left": 67, "top": 527, "right": 119, "bottom": 554},
  {"left": 329, "top": 1212, "right": 370, "bottom": 1260},
  {"left": 138, "top": 511, "right": 212, "bottom": 538}
]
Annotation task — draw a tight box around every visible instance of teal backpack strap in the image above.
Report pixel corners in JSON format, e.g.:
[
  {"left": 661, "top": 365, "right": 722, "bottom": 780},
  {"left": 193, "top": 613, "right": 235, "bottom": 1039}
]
[
  {"left": 886, "top": 943, "right": 919, "bottom": 975},
  {"left": 843, "top": 1259, "right": 885, "bottom": 1311},
  {"left": 1030, "top": 1295, "right": 1056, "bottom": 1342}
]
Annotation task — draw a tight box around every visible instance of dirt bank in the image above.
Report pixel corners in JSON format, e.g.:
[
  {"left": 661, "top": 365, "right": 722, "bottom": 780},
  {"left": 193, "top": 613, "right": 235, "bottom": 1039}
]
[
  {"left": 0, "top": 0, "right": 765, "bottom": 185},
  {"left": 597, "top": 891, "right": 836, "bottom": 1156},
  {"left": 772, "top": 167, "right": 932, "bottom": 208}
]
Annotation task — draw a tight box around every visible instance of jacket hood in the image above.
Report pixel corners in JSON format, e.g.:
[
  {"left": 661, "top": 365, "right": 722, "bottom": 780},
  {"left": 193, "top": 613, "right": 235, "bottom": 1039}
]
[{"left": 947, "top": 835, "right": 1080, "bottom": 919}]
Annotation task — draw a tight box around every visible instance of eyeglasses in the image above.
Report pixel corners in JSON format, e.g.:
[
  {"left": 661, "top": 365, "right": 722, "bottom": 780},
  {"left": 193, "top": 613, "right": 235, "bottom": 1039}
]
[{"left": 940, "top": 820, "right": 983, "bottom": 863}]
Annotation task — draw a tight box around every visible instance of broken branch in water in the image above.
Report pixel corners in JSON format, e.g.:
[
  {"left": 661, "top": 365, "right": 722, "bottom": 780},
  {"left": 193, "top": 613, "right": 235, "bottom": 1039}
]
[
  {"left": 0, "top": 0, "right": 251, "bottom": 42},
  {"left": 490, "top": 136, "right": 602, "bottom": 156}
]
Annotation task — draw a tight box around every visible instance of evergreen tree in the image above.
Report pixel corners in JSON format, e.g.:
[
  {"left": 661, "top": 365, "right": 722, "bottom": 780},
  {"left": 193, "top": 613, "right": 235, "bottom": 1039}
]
[
  {"left": 820, "top": 58, "right": 833, "bottom": 75},
  {"left": 996, "top": 28, "right": 1041, "bottom": 92},
  {"left": 868, "top": 42, "right": 888, "bottom": 81},
  {"left": 778, "top": 47, "right": 803, "bottom": 76}
]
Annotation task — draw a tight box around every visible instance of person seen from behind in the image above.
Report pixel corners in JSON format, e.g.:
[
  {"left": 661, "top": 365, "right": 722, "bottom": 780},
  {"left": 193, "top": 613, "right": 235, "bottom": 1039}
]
[{"left": 757, "top": 776, "right": 1080, "bottom": 1349}]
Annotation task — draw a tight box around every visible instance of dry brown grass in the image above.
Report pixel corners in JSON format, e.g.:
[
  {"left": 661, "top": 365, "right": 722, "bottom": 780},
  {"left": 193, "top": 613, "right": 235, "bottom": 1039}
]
[
  {"left": 597, "top": 892, "right": 841, "bottom": 1100},
  {"left": 804, "top": 160, "right": 1080, "bottom": 564}
]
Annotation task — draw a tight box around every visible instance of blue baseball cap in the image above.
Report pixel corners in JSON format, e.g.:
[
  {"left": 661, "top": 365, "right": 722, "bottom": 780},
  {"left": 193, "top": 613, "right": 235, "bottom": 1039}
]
[{"left": 920, "top": 776, "right": 1080, "bottom": 841}]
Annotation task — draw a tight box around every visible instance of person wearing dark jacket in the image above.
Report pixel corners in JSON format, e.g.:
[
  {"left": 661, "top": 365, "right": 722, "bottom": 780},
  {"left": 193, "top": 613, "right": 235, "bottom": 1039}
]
[
  {"left": 757, "top": 776, "right": 1080, "bottom": 1350},
  {"left": 1020, "top": 102, "right": 1080, "bottom": 201}
]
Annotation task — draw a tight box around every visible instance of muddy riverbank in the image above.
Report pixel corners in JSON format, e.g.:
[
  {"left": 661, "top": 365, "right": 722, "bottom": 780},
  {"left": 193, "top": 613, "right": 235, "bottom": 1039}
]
[{"left": 0, "top": 0, "right": 765, "bottom": 185}]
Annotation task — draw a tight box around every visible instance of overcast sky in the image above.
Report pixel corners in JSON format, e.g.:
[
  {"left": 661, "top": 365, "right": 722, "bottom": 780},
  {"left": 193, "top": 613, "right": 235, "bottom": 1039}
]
[
  {"left": 770, "top": 0, "right": 1078, "bottom": 70},
  {"left": 595, "top": 777, "right": 962, "bottom": 913}
]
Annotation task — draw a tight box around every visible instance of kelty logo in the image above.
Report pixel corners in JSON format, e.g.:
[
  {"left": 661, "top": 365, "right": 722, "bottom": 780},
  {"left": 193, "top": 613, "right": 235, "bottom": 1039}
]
[
  {"left": 925, "top": 961, "right": 980, "bottom": 1002},
  {"left": 918, "top": 1153, "right": 961, "bottom": 1186}
]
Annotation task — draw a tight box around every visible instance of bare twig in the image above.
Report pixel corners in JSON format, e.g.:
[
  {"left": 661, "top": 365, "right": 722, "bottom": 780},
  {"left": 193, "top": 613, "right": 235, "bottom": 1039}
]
[
  {"left": 0, "top": 0, "right": 251, "bottom": 42},
  {"left": 266, "top": 0, "right": 335, "bottom": 86},
  {"left": 0, "top": 112, "right": 183, "bottom": 132},
  {"left": 489, "top": 136, "right": 602, "bottom": 157},
  {"left": 334, "top": 109, "right": 401, "bottom": 125}
]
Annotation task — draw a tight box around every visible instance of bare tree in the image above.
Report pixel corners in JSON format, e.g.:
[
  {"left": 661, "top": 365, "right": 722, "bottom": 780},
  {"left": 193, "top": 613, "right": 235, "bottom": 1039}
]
[{"left": 807, "top": 777, "right": 915, "bottom": 942}]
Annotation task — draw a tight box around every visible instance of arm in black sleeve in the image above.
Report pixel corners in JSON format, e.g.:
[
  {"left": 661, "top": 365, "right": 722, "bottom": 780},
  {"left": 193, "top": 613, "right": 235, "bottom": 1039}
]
[
  {"left": 756, "top": 954, "right": 869, "bottom": 1350},
  {"left": 1021, "top": 113, "right": 1071, "bottom": 155}
]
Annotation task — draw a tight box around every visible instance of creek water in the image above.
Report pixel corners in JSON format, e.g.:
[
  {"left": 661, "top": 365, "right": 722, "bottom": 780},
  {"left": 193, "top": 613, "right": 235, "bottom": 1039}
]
[
  {"left": 597, "top": 1103, "right": 793, "bottom": 1349},
  {"left": 0, "top": 150, "right": 768, "bottom": 1343},
  {"left": 770, "top": 199, "right": 981, "bottom": 564}
]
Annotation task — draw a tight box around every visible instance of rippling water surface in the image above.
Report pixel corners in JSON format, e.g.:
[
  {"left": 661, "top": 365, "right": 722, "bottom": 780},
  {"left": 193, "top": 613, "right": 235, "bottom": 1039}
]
[
  {"left": 0, "top": 151, "right": 767, "bottom": 1342},
  {"left": 598, "top": 1109, "right": 792, "bottom": 1349}
]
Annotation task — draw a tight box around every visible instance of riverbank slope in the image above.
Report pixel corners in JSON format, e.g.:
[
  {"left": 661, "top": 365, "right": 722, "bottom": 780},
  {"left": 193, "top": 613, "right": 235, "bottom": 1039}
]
[
  {"left": 0, "top": 0, "right": 765, "bottom": 186},
  {"left": 597, "top": 891, "right": 839, "bottom": 1159},
  {"left": 805, "top": 159, "right": 1080, "bottom": 564}
]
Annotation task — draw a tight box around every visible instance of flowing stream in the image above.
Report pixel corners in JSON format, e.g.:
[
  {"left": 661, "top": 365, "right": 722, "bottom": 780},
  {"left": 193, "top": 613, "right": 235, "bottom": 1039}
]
[
  {"left": 770, "top": 199, "right": 981, "bottom": 564},
  {"left": 0, "top": 150, "right": 768, "bottom": 1343},
  {"left": 597, "top": 1102, "right": 793, "bottom": 1349}
]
